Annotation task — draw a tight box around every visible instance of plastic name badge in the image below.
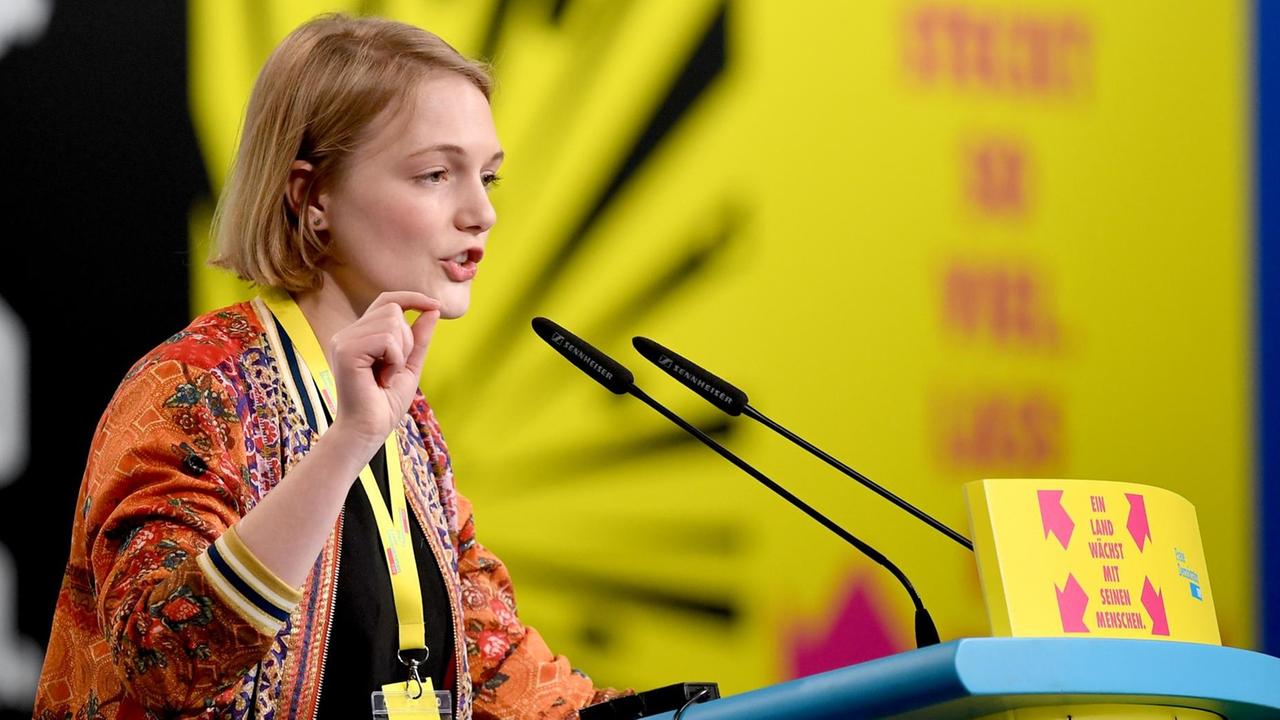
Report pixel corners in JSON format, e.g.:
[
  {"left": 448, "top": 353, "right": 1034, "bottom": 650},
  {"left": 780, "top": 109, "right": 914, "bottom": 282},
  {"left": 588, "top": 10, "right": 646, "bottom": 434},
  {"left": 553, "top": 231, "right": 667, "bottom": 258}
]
[{"left": 371, "top": 681, "right": 451, "bottom": 720}]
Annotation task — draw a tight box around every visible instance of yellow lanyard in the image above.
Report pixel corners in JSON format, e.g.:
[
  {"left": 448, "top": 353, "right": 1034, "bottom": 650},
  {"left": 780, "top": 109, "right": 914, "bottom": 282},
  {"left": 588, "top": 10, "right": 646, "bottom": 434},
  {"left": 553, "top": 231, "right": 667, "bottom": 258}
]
[{"left": 261, "top": 289, "right": 427, "bottom": 656}]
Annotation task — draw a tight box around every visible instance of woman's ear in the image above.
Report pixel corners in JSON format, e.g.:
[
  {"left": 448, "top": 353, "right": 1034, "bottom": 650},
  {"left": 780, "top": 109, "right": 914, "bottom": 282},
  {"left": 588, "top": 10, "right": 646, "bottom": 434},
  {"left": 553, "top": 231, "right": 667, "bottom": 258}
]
[{"left": 286, "top": 160, "right": 327, "bottom": 230}]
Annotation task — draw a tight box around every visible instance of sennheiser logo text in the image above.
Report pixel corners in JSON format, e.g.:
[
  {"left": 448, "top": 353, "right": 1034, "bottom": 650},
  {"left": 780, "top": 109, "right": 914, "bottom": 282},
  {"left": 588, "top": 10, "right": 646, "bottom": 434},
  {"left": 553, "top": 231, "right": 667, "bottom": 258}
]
[
  {"left": 669, "top": 363, "right": 732, "bottom": 406},
  {"left": 553, "top": 334, "right": 613, "bottom": 381}
]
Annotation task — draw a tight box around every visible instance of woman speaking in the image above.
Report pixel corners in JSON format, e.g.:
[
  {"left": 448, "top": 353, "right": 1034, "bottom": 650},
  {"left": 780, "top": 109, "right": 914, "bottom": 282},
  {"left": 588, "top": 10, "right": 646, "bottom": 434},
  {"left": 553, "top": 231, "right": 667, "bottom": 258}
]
[{"left": 35, "top": 14, "right": 621, "bottom": 720}]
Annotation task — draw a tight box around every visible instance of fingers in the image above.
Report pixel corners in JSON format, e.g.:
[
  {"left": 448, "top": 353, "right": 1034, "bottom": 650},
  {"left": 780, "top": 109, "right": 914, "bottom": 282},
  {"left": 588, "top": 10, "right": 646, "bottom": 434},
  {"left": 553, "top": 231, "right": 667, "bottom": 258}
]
[
  {"left": 367, "top": 291, "right": 441, "bottom": 314},
  {"left": 334, "top": 328, "right": 406, "bottom": 372},
  {"left": 339, "top": 301, "right": 418, "bottom": 356},
  {"left": 331, "top": 293, "right": 441, "bottom": 408},
  {"left": 373, "top": 332, "right": 406, "bottom": 388},
  {"left": 399, "top": 315, "right": 414, "bottom": 362},
  {"left": 362, "top": 294, "right": 440, "bottom": 376},
  {"left": 405, "top": 309, "right": 440, "bottom": 372}
]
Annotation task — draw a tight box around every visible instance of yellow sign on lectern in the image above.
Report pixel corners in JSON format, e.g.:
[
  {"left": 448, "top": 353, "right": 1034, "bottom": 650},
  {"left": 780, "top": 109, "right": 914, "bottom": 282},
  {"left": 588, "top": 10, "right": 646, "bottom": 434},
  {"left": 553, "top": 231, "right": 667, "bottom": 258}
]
[{"left": 966, "top": 479, "right": 1220, "bottom": 644}]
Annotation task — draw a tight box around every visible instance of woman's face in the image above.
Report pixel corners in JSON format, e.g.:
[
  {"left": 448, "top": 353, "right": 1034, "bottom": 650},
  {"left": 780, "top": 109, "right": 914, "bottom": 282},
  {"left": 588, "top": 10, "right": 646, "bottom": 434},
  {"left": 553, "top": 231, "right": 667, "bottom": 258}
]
[{"left": 318, "top": 72, "right": 503, "bottom": 319}]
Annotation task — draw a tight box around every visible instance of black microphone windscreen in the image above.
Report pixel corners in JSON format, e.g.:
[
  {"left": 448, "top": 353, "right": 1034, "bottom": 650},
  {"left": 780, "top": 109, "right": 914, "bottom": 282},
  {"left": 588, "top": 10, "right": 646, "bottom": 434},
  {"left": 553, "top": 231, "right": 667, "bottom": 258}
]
[
  {"left": 631, "top": 336, "right": 748, "bottom": 416},
  {"left": 532, "top": 317, "right": 634, "bottom": 394}
]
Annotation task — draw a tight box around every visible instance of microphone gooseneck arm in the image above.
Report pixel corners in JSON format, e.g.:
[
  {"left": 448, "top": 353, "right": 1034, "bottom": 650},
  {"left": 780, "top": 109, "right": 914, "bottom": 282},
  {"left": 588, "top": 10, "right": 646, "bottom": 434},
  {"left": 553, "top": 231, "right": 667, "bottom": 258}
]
[
  {"left": 535, "top": 318, "right": 941, "bottom": 647},
  {"left": 627, "top": 384, "right": 940, "bottom": 647},
  {"left": 632, "top": 335, "right": 972, "bottom": 552},
  {"left": 742, "top": 405, "right": 973, "bottom": 551}
]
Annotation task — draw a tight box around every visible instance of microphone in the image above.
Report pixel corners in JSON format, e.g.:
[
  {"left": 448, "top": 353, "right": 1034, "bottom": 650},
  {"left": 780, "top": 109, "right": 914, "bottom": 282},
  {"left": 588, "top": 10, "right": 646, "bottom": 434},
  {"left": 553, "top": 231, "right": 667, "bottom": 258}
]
[
  {"left": 632, "top": 336, "right": 974, "bottom": 552},
  {"left": 532, "top": 317, "right": 633, "bottom": 394},
  {"left": 532, "top": 317, "right": 941, "bottom": 647}
]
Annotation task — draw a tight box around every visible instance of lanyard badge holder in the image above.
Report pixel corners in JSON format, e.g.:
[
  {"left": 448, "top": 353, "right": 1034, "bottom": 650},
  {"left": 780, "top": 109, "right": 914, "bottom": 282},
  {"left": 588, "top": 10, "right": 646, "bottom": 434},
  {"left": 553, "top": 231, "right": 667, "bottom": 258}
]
[
  {"left": 372, "top": 690, "right": 452, "bottom": 720},
  {"left": 372, "top": 651, "right": 452, "bottom": 720},
  {"left": 370, "top": 649, "right": 451, "bottom": 720},
  {"left": 369, "top": 650, "right": 452, "bottom": 720},
  {"left": 261, "top": 290, "right": 450, "bottom": 720}
]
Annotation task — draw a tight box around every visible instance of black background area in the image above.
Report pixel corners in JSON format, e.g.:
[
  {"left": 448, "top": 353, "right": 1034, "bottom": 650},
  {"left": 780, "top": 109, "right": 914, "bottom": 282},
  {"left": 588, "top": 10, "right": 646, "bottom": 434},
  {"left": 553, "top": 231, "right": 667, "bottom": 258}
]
[{"left": 0, "top": 2, "right": 208, "bottom": 715}]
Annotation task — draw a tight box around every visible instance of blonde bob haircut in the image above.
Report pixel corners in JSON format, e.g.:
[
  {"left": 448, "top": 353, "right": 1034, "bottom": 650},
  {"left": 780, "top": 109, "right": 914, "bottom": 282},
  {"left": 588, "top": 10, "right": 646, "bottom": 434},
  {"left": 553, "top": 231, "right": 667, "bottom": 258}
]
[{"left": 209, "top": 14, "right": 493, "bottom": 291}]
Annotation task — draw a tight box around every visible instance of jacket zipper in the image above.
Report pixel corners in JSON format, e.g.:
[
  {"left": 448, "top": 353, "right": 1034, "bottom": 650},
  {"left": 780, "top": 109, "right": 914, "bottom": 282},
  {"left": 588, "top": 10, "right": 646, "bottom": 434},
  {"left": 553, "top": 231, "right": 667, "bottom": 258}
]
[
  {"left": 310, "top": 508, "right": 343, "bottom": 720},
  {"left": 403, "top": 441, "right": 465, "bottom": 719},
  {"left": 300, "top": 426, "right": 461, "bottom": 719}
]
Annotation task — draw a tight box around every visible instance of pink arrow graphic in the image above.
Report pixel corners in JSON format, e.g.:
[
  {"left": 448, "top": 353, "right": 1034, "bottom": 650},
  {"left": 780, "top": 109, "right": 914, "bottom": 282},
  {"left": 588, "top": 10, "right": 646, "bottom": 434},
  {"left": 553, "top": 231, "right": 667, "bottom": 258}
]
[
  {"left": 1126, "top": 493, "right": 1151, "bottom": 552},
  {"left": 1055, "top": 574, "right": 1090, "bottom": 633},
  {"left": 1038, "top": 489, "right": 1074, "bottom": 549},
  {"left": 1141, "top": 577, "right": 1169, "bottom": 636}
]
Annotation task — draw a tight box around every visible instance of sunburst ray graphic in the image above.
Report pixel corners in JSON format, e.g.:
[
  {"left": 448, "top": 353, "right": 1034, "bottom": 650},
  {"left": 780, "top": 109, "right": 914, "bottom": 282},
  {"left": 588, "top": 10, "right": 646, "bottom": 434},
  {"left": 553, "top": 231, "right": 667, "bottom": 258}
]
[
  {"left": 187, "top": 1, "right": 833, "bottom": 692},
  {"left": 182, "top": 0, "right": 1259, "bottom": 693}
]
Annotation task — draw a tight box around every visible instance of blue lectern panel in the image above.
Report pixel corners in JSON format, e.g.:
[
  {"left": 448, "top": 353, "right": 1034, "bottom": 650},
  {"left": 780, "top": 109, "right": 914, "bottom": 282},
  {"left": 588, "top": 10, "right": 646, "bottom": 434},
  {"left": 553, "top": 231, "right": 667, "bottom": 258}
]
[{"left": 649, "top": 638, "right": 1280, "bottom": 720}]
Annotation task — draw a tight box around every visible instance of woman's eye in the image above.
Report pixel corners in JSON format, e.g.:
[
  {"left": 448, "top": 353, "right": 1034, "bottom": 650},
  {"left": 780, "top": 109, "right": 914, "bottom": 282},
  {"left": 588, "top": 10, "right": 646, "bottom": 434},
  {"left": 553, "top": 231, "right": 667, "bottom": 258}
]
[
  {"left": 482, "top": 173, "right": 502, "bottom": 189},
  {"left": 418, "top": 169, "right": 447, "bottom": 184}
]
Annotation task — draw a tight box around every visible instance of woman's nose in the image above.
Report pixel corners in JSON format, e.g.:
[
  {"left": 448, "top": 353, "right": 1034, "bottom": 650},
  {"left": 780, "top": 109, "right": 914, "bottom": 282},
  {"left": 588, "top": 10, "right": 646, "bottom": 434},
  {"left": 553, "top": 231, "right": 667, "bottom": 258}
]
[{"left": 455, "top": 180, "right": 497, "bottom": 234}]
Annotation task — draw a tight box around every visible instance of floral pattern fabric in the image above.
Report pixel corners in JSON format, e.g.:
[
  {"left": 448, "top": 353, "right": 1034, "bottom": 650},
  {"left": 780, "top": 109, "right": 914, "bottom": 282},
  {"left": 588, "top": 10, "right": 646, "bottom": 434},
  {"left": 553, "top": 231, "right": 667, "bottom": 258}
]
[{"left": 35, "top": 302, "right": 623, "bottom": 720}]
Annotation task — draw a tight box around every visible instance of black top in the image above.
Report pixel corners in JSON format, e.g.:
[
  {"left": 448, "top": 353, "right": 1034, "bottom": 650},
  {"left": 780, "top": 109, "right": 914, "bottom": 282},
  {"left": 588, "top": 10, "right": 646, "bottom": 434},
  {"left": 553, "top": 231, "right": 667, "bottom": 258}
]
[
  {"left": 269, "top": 315, "right": 455, "bottom": 718},
  {"left": 314, "top": 414, "right": 456, "bottom": 719}
]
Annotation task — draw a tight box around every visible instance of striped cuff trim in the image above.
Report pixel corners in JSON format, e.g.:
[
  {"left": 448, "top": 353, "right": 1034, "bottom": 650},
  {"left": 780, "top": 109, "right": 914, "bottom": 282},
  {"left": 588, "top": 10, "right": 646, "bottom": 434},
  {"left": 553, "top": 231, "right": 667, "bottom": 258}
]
[
  {"left": 197, "top": 527, "right": 301, "bottom": 635},
  {"left": 219, "top": 525, "right": 302, "bottom": 606}
]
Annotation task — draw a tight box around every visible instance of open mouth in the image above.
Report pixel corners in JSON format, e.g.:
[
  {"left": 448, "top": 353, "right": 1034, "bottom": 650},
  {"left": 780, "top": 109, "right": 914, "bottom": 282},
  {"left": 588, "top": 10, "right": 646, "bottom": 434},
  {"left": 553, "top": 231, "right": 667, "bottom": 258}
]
[{"left": 441, "top": 247, "right": 483, "bottom": 282}]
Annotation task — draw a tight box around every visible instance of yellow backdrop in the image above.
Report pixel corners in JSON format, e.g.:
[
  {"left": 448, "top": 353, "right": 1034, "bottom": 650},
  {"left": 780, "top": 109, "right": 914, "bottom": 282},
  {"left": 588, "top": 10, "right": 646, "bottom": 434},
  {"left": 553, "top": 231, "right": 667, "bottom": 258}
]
[{"left": 189, "top": 0, "right": 1254, "bottom": 695}]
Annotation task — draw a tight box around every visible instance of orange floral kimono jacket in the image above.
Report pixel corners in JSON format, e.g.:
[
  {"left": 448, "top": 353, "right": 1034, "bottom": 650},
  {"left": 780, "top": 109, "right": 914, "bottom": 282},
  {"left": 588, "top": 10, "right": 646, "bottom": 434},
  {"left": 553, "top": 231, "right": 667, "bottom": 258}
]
[{"left": 35, "top": 299, "right": 613, "bottom": 720}]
